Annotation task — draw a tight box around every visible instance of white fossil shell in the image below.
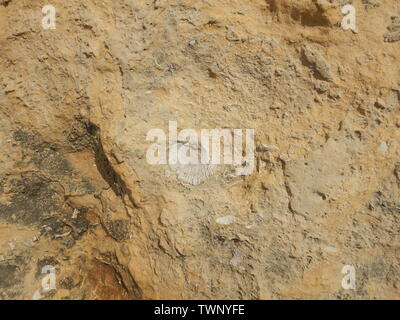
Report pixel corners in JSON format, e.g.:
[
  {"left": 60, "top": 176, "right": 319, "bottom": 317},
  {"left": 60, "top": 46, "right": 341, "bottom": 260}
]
[{"left": 169, "top": 142, "right": 215, "bottom": 185}]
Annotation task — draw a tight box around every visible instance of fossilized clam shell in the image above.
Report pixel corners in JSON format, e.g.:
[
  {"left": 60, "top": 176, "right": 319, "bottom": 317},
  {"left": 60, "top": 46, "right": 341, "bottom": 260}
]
[{"left": 169, "top": 142, "right": 215, "bottom": 185}]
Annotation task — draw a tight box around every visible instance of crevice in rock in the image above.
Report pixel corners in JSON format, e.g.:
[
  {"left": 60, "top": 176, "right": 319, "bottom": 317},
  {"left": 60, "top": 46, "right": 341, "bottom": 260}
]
[
  {"left": 83, "top": 121, "right": 129, "bottom": 201},
  {"left": 94, "top": 253, "right": 142, "bottom": 300},
  {"left": 0, "top": 0, "right": 11, "bottom": 7},
  {"left": 279, "top": 158, "right": 305, "bottom": 219}
]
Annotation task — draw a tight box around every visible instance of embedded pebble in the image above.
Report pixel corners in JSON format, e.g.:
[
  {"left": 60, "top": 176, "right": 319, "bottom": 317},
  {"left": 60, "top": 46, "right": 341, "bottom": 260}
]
[
  {"left": 216, "top": 215, "right": 236, "bottom": 225},
  {"left": 378, "top": 141, "right": 388, "bottom": 153},
  {"left": 324, "top": 246, "right": 337, "bottom": 253},
  {"left": 257, "top": 144, "right": 279, "bottom": 152}
]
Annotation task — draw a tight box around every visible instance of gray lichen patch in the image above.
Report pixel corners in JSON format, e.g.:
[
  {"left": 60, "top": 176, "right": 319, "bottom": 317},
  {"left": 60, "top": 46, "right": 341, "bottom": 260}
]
[
  {"left": 0, "top": 254, "right": 29, "bottom": 299},
  {"left": 0, "top": 174, "right": 61, "bottom": 226},
  {"left": 0, "top": 264, "right": 20, "bottom": 289},
  {"left": 13, "top": 130, "right": 46, "bottom": 152},
  {"left": 64, "top": 117, "right": 96, "bottom": 152},
  {"left": 32, "top": 148, "right": 73, "bottom": 176},
  {"left": 13, "top": 129, "right": 73, "bottom": 176},
  {"left": 0, "top": 174, "right": 91, "bottom": 243},
  {"left": 103, "top": 219, "right": 131, "bottom": 242}
]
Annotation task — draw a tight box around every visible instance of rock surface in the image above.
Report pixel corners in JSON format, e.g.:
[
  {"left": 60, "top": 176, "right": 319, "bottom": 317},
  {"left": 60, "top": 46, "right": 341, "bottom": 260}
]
[{"left": 0, "top": 0, "right": 399, "bottom": 299}]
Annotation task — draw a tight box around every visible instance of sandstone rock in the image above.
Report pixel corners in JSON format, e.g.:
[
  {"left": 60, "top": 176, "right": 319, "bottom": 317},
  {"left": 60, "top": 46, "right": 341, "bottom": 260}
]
[{"left": 0, "top": 0, "right": 399, "bottom": 300}]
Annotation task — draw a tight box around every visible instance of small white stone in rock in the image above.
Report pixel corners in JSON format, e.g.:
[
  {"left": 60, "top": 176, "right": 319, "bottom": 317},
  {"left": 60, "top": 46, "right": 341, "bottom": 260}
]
[
  {"left": 378, "top": 141, "right": 388, "bottom": 153},
  {"left": 257, "top": 144, "right": 279, "bottom": 152},
  {"left": 230, "top": 249, "right": 244, "bottom": 266},
  {"left": 216, "top": 215, "right": 236, "bottom": 225},
  {"left": 324, "top": 246, "right": 337, "bottom": 253},
  {"left": 54, "top": 231, "right": 71, "bottom": 239}
]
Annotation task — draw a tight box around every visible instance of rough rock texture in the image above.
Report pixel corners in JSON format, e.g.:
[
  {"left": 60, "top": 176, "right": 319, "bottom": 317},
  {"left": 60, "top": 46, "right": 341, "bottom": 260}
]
[{"left": 0, "top": 0, "right": 399, "bottom": 299}]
